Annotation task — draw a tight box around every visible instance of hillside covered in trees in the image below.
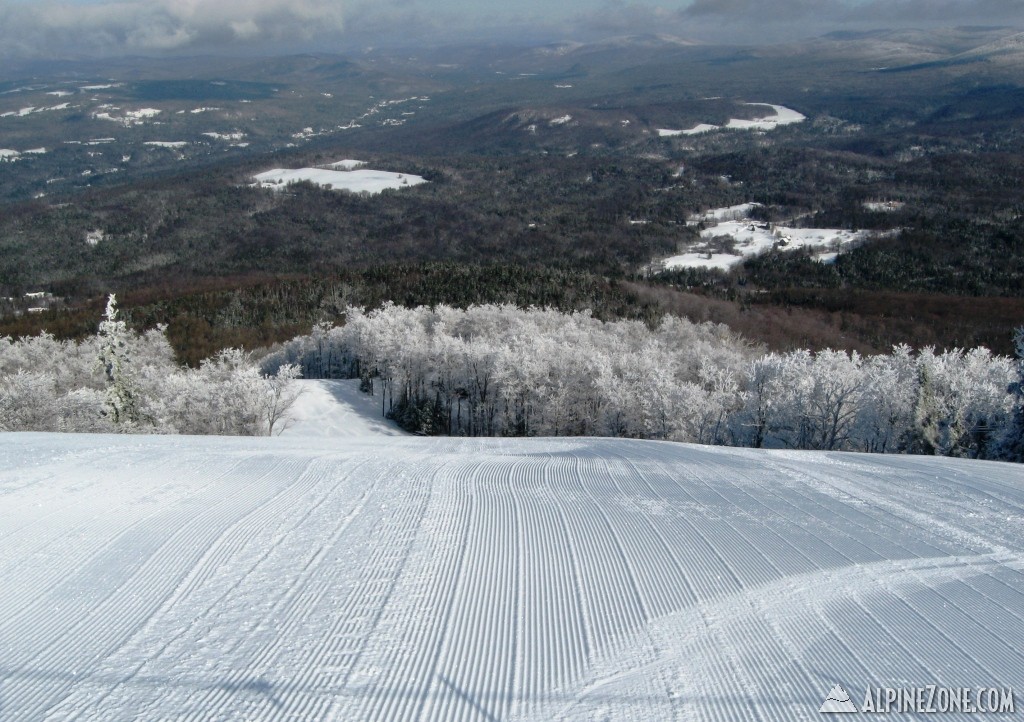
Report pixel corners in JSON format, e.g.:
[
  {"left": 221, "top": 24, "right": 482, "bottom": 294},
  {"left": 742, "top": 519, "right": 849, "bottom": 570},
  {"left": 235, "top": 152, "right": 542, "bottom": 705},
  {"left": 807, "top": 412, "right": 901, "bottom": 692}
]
[{"left": 3, "top": 32, "right": 1024, "bottom": 361}]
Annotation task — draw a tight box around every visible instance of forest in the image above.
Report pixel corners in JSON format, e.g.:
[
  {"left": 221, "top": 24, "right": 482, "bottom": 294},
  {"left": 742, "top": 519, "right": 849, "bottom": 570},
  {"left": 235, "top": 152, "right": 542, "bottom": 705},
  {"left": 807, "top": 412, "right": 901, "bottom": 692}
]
[
  {"left": 4, "top": 299, "right": 1020, "bottom": 463},
  {"left": 260, "top": 304, "right": 1024, "bottom": 461}
]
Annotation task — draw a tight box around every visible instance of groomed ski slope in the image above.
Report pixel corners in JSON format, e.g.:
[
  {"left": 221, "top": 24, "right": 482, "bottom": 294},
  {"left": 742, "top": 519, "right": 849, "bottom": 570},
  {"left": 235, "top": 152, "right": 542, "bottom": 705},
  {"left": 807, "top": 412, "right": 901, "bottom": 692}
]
[{"left": 2, "top": 390, "right": 1024, "bottom": 720}]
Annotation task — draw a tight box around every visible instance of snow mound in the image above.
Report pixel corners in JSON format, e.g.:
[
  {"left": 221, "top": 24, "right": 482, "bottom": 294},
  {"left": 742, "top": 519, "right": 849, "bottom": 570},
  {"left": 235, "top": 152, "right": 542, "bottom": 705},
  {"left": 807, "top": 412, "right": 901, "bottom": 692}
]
[{"left": 2, "top": 434, "right": 1023, "bottom": 720}]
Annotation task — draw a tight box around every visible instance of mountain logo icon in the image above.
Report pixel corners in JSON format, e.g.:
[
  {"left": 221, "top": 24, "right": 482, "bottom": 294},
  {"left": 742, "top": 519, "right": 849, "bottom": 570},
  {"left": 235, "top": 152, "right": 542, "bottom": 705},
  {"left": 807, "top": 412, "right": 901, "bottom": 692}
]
[{"left": 819, "top": 684, "right": 858, "bottom": 713}]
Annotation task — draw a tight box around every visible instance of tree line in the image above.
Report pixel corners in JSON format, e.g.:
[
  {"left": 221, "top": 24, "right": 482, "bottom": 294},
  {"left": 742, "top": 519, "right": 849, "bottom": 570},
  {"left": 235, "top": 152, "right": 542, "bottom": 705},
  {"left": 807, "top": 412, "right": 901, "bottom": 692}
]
[
  {"left": 262, "top": 303, "right": 1024, "bottom": 461},
  {"left": 0, "top": 296, "right": 299, "bottom": 435}
]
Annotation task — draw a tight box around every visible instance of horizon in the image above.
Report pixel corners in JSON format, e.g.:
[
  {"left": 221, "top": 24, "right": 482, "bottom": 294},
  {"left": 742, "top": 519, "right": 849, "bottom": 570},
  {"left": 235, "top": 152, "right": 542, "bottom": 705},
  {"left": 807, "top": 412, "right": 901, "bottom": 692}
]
[{"left": 1, "top": 0, "right": 1023, "bottom": 59}]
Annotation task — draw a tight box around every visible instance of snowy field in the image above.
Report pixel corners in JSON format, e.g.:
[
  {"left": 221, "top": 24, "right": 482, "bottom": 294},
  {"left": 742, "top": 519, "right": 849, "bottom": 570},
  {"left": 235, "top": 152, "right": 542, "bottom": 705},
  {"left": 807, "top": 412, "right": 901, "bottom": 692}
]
[
  {"left": 2, "top": 384, "right": 1024, "bottom": 721},
  {"left": 665, "top": 205, "right": 875, "bottom": 270},
  {"left": 0, "top": 103, "right": 73, "bottom": 119},
  {"left": 686, "top": 202, "right": 762, "bottom": 224},
  {"left": 324, "top": 159, "right": 366, "bottom": 170},
  {"left": 658, "top": 103, "right": 806, "bottom": 136},
  {"left": 93, "top": 108, "right": 161, "bottom": 126},
  {"left": 253, "top": 165, "right": 427, "bottom": 195}
]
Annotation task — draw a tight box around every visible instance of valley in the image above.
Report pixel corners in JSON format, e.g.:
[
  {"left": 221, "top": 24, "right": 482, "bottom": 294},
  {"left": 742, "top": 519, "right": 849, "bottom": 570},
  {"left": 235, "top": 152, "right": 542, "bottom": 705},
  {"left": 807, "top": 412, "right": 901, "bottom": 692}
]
[{"left": 2, "top": 29, "right": 1024, "bottom": 356}]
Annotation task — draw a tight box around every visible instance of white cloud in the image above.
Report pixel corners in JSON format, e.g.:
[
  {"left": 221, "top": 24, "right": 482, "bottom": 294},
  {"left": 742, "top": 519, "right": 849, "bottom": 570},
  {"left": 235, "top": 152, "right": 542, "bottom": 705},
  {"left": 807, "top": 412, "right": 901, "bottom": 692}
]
[
  {"left": 682, "top": 0, "right": 1024, "bottom": 27},
  {"left": 0, "top": 0, "right": 348, "bottom": 56},
  {"left": 567, "top": 0, "right": 1024, "bottom": 45}
]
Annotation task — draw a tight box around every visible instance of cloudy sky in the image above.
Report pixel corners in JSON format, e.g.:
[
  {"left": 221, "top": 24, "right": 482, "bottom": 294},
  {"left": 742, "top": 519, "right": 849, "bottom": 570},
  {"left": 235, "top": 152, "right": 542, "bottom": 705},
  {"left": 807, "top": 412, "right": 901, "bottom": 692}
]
[{"left": 1, "top": 0, "right": 1022, "bottom": 56}]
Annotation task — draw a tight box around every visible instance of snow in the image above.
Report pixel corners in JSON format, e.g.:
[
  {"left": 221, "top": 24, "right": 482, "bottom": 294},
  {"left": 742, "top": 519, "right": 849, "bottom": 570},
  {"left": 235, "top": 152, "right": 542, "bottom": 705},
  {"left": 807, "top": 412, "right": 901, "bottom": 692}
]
[
  {"left": 253, "top": 167, "right": 427, "bottom": 194},
  {"left": 1, "top": 103, "right": 73, "bottom": 118},
  {"left": 658, "top": 124, "right": 717, "bottom": 137},
  {"left": 664, "top": 220, "right": 870, "bottom": 270},
  {"left": 549, "top": 114, "right": 573, "bottom": 125},
  {"left": 144, "top": 141, "right": 189, "bottom": 148},
  {"left": 323, "top": 159, "right": 366, "bottom": 170},
  {"left": 278, "top": 380, "right": 406, "bottom": 437},
  {"left": 95, "top": 108, "right": 161, "bottom": 126},
  {"left": 2, "top": 413, "right": 1023, "bottom": 720},
  {"left": 660, "top": 251, "right": 741, "bottom": 270},
  {"left": 666, "top": 204, "right": 874, "bottom": 270},
  {"left": 864, "top": 200, "right": 905, "bottom": 212},
  {"left": 726, "top": 102, "right": 806, "bottom": 129},
  {"left": 658, "top": 103, "right": 806, "bottom": 137},
  {"left": 202, "top": 131, "right": 246, "bottom": 141},
  {"left": 688, "top": 202, "right": 762, "bottom": 224},
  {"left": 0, "top": 147, "right": 45, "bottom": 163}
]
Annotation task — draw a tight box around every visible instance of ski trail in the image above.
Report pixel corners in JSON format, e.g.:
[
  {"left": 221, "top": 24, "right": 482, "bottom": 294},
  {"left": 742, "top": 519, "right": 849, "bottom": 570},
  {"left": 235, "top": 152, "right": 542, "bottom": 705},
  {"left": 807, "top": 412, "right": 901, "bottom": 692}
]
[{"left": 1, "top": 435, "right": 1023, "bottom": 721}]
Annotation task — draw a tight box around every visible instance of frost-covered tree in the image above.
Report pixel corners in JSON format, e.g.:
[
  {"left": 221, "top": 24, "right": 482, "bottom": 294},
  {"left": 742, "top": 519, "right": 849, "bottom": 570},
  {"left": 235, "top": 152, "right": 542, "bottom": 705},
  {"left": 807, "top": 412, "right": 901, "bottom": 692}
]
[
  {"left": 857, "top": 346, "right": 917, "bottom": 453},
  {"left": 262, "top": 303, "right": 755, "bottom": 440},
  {"left": 0, "top": 371, "right": 58, "bottom": 432},
  {"left": 0, "top": 299, "right": 300, "bottom": 436},
  {"left": 257, "top": 302, "right": 1020, "bottom": 460},
  {"left": 263, "top": 364, "right": 303, "bottom": 436},
  {"left": 906, "top": 348, "right": 1014, "bottom": 458},
  {"left": 998, "top": 327, "right": 1024, "bottom": 462},
  {"left": 801, "top": 350, "right": 865, "bottom": 451},
  {"left": 96, "top": 295, "right": 141, "bottom": 429}
]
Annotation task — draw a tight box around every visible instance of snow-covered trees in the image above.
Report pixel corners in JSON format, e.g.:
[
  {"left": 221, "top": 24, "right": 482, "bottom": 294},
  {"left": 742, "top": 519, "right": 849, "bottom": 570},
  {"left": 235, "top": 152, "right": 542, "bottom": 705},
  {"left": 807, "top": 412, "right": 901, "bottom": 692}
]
[
  {"left": 904, "top": 347, "right": 1015, "bottom": 458},
  {"left": 96, "top": 295, "right": 141, "bottom": 428},
  {"left": 3, "top": 296, "right": 1020, "bottom": 459},
  {"left": 262, "top": 303, "right": 754, "bottom": 441},
  {"left": 731, "top": 344, "right": 1015, "bottom": 457},
  {"left": 263, "top": 303, "right": 1022, "bottom": 461},
  {"left": 734, "top": 350, "right": 867, "bottom": 450},
  {"left": 0, "top": 297, "right": 301, "bottom": 436},
  {"left": 999, "top": 328, "right": 1024, "bottom": 462}
]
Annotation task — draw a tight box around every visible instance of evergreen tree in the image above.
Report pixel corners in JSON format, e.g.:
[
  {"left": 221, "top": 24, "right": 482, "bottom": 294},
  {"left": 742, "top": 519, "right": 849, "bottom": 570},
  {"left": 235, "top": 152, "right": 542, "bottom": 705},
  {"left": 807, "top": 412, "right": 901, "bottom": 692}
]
[{"left": 96, "top": 294, "right": 141, "bottom": 429}]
